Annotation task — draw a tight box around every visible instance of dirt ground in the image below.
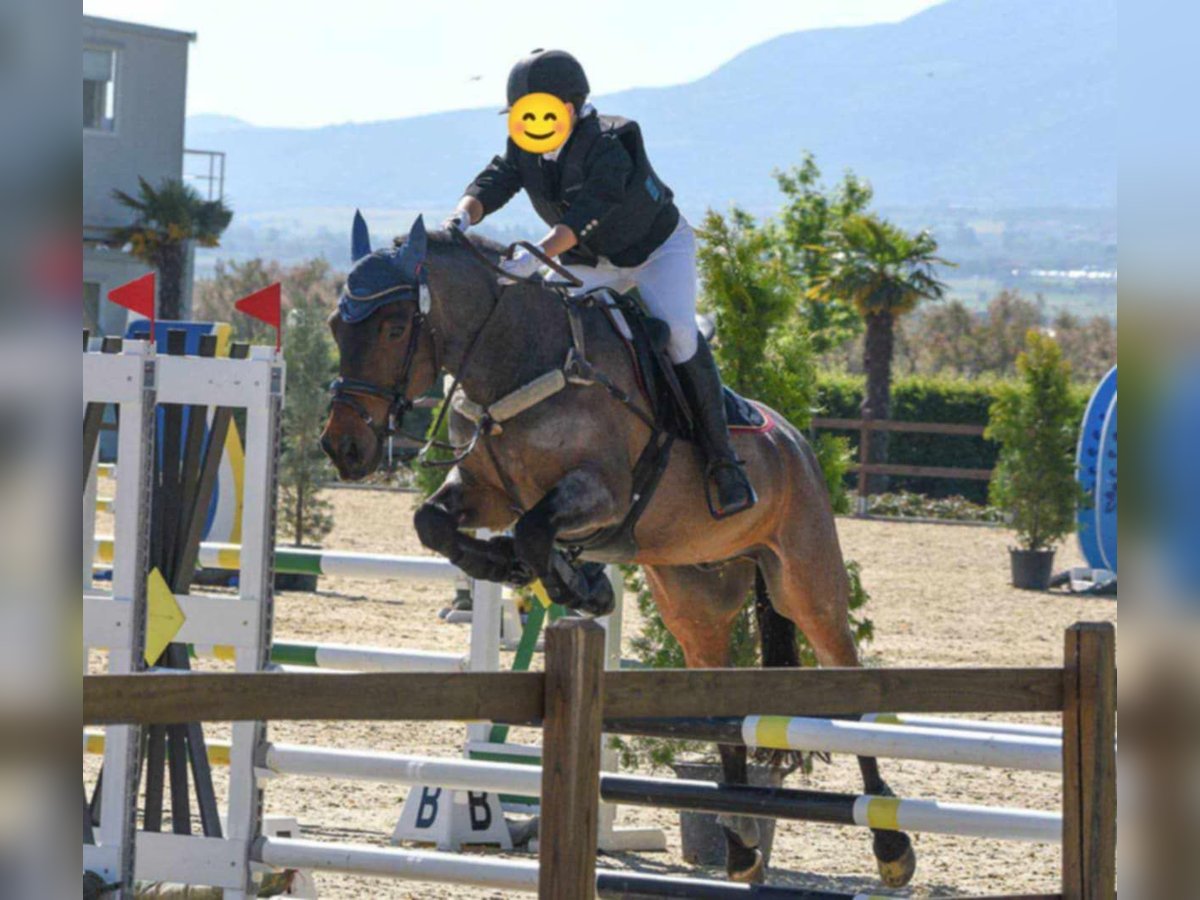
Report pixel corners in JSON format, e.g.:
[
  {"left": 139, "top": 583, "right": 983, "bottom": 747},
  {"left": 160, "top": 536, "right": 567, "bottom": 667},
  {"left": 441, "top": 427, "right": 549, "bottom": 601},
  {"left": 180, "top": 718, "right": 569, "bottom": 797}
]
[{"left": 87, "top": 486, "right": 1117, "bottom": 899}]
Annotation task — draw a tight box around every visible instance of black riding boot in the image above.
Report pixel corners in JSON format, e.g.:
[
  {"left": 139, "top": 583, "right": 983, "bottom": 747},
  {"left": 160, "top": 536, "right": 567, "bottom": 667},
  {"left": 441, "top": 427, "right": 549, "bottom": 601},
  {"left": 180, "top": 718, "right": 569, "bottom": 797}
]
[{"left": 675, "top": 338, "right": 757, "bottom": 519}]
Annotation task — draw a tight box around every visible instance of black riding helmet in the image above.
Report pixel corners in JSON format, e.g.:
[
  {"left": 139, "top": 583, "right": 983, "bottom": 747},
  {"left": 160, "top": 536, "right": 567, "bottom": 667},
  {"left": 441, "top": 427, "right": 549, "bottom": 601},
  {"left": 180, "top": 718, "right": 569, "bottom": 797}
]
[{"left": 504, "top": 49, "right": 589, "bottom": 110}]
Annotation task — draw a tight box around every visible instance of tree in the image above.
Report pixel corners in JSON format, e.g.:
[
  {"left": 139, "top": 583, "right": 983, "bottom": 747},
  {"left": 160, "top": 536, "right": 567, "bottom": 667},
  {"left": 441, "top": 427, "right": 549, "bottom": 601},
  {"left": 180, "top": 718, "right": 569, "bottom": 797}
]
[
  {"left": 110, "top": 177, "right": 232, "bottom": 319},
  {"left": 985, "top": 330, "right": 1080, "bottom": 551},
  {"left": 808, "top": 213, "right": 950, "bottom": 489},
  {"left": 773, "top": 153, "right": 873, "bottom": 353},
  {"left": 696, "top": 206, "right": 851, "bottom": 510},
  {"left": 277, "top": 285, "right": 336, "bottom": 546}
]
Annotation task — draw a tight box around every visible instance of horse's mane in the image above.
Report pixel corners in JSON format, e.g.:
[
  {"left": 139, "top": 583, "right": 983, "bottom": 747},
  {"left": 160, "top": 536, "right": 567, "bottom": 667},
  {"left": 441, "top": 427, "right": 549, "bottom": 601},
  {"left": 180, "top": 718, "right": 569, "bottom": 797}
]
[{"left": 393, "top": 227, "right": 505, "bottom": 259}]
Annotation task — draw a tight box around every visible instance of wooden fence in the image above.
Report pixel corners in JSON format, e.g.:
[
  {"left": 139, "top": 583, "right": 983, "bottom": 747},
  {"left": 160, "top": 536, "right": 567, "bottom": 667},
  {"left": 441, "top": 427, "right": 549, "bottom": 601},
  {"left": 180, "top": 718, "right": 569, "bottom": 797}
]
[
  {"left": 811, "top": 416, "right": 993, "bottom": 512},
  {"left": 83, "top": 621, "right": 1115, "bottom": 900}
]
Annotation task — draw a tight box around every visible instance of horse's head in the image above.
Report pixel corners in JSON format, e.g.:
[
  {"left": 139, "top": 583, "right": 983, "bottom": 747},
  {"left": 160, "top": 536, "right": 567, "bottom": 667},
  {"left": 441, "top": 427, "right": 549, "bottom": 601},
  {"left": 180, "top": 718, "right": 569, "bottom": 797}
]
[{"left": 321, "top": 211, "right": 438, "bottom": 480}]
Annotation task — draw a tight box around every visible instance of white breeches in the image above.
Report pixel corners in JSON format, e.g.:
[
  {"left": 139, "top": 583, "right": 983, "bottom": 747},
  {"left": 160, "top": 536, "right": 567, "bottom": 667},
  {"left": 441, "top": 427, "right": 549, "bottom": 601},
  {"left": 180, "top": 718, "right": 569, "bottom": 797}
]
[{"left": 563, "top": 216, "right": 699, "bottom": 364}]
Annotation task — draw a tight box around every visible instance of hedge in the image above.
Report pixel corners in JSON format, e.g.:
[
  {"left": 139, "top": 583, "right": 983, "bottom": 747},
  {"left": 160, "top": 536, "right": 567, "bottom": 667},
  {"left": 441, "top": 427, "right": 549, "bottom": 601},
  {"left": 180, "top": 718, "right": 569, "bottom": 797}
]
[{"left": 814, "top": 373, "right": 1090, "bottom": 503}]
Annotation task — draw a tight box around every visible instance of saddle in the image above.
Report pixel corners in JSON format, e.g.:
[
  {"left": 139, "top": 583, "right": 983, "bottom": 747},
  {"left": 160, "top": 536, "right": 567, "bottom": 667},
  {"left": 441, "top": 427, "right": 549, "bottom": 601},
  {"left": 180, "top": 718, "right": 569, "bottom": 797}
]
[
  {"left": 447, "top": 273, "right": 766, "bottom": 562},
  {"left": 560, "top": 287, "right": 766, "bottom": 561},
  {"left": 591, "top": 287, "right": 767, "bottom": 440}
]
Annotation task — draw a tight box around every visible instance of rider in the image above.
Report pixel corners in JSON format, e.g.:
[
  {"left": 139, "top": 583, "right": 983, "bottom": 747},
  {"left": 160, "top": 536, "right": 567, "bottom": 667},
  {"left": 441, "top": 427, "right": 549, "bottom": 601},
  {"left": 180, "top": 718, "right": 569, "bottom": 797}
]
[{"left": 443, "top": 48, "right": 755, "bottom": 519}]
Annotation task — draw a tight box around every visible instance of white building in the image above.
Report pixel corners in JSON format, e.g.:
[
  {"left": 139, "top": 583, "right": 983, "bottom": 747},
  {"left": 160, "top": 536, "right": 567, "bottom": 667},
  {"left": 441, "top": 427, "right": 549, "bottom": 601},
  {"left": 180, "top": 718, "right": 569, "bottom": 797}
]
[{"left": 83, "top": 15, "right": 224, "bottom": 335}]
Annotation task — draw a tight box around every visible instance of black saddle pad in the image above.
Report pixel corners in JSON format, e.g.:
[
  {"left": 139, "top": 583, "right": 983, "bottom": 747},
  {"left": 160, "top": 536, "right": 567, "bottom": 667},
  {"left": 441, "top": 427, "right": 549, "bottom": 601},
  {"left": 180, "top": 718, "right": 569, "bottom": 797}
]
[
  {"left": 588, "top": 286, "right": 765, "bottom": 436},
  {"left": 724, "top": 387, "right": 766, "bottom": 429}
]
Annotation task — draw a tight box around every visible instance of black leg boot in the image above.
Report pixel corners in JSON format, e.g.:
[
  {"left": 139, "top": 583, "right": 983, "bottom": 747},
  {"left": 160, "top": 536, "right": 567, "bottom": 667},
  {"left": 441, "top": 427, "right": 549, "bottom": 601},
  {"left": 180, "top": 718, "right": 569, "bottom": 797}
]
[{"left": 675, "top": 337, "right": 757, "bottom": 519}]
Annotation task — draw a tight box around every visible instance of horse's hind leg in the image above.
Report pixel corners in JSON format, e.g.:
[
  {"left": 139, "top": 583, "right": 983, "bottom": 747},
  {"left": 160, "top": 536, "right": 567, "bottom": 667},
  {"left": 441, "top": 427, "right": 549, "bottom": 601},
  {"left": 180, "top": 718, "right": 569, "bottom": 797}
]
[
  {"left": 758, "top": 548, "right": 918, "bottom": 888},
  {"left": 643, "top": 561, "right": 765, "bottom": 883}
]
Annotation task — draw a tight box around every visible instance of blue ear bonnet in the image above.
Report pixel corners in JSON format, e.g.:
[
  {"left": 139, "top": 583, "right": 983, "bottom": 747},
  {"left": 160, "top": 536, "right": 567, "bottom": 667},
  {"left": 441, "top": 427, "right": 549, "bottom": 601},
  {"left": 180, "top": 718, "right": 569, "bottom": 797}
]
[{"left": 338, "top": 213, "right": 428, "bottom": 324}]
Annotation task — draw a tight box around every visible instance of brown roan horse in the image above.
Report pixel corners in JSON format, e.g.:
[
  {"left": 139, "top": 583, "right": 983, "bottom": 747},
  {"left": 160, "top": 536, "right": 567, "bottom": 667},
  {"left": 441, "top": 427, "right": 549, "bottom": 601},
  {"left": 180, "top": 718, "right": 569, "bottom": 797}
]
[{"left": 320, "top": 214, "right": 916, "bottom": 887}]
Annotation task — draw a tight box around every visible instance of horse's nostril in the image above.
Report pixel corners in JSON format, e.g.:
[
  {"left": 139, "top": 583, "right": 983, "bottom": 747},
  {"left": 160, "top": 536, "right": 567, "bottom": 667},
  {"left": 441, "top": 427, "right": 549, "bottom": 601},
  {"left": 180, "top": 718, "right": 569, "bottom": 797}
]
[{"left": 340, "top": 435, "right": 361, "bottom": 465}]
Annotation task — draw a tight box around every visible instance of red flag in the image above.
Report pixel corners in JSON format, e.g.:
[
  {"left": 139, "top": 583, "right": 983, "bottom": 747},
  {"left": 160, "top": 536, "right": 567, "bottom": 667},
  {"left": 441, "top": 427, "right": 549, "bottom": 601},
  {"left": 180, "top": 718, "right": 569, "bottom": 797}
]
[
  {"left": 108, "top": 273, "right": 156, "bottom": 340},
  {"left": 234, "top": 283, "right": 282, "bottom": 351}
]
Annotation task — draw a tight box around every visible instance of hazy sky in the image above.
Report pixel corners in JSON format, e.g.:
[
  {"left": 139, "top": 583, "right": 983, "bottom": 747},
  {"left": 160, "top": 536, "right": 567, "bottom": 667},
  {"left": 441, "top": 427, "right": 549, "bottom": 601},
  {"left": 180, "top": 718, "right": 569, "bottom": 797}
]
[{"left": 83, "top": 0, "right": 943, "bottom": 129}]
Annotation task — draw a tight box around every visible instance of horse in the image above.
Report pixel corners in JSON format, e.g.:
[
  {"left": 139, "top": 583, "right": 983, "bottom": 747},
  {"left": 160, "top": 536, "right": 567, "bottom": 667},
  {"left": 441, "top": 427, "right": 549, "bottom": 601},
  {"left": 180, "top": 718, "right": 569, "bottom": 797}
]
[{"left": 320, "top": 213, "right": 916, "bottom": 887}]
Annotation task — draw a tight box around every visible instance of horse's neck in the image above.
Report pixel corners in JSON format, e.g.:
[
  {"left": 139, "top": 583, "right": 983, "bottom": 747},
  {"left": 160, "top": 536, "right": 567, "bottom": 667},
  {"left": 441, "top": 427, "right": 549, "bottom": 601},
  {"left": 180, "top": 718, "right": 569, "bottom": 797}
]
[{"left": 428, "top": 255, "right": 570, "bottom": 406}]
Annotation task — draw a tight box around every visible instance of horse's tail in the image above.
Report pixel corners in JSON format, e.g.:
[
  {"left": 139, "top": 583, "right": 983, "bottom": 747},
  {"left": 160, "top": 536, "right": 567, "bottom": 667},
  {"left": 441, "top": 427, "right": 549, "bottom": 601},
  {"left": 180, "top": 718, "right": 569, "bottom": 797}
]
[{"left": 754, "top": 566, "right": 798, "bottom": 669}]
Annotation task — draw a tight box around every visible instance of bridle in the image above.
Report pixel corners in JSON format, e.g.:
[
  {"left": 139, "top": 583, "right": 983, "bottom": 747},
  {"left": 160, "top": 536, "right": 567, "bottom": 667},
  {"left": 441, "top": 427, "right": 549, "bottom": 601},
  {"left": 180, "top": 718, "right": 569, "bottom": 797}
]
[
  {"left": 327, "top": 290, "right": 428, "bottom": 447},
  {"left": 328, "top": 227, "right": 583, "bottom": 468}
]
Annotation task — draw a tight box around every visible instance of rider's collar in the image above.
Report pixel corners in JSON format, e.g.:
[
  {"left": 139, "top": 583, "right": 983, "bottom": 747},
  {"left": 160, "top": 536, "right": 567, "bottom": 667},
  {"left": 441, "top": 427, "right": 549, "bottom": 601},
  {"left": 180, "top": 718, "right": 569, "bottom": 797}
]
[{"left": 542, "top": 103, "right": 597, "bottom": 161}]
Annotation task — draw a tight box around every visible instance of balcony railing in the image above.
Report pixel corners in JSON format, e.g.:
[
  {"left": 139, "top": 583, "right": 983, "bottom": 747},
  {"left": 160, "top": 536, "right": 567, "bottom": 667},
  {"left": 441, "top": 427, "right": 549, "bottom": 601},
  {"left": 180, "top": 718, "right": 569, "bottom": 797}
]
[{"left": 183, "top": 149, "right": 226, "bottom": 202}]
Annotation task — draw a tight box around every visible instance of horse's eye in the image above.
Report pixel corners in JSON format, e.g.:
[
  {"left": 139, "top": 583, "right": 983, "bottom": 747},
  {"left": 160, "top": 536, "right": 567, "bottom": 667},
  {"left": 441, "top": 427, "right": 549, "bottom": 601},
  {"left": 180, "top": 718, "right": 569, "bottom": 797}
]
[
  {"left": 543, "top": 112, "right": 557, "bottom": 121},
  {"left": 522, "top": 112, "right": 535, "bottom": 121},
  {"left": 387, "top": 326, "right": 407, "bottom": 339}
]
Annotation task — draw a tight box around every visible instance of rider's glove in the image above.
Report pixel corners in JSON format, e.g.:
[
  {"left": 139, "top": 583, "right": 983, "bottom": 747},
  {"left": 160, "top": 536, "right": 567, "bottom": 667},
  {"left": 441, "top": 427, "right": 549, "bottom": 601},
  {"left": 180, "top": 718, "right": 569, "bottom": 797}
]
[
  {"left": 498, "top": 246, "right": 543, "bottom": 284},
  {"left": 442, "top": 209, "right": 472, "bottom": 233}
]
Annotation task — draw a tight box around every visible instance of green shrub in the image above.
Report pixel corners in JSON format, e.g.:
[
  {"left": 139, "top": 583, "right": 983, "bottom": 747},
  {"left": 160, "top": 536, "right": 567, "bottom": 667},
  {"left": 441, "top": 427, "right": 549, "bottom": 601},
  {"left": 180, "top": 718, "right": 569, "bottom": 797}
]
[{"left": 985, "top": 331, "right": 1082, "bottom": 550}]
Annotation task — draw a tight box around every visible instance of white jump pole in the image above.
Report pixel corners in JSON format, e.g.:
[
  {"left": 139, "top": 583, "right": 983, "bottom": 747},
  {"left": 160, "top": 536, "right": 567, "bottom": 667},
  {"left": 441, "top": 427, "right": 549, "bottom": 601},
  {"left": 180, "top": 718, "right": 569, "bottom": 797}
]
[
  {"left": 849, "top": 795, "right": 1060, "bottom": 843},
  {"left": 263, "top": 745, "right": 542, "bottom": 796},
  {"left": 742, "top": 716, "right": 1063, "bottom": 773},
  {"left": 190, "top": 640, "right": 468, "bottom": 674},
  {"left": 862, "top": 712, "right": 1063, "bottom": 739},
  {"left": 257, "top": 837, "right": 539, "bottom": 892}
]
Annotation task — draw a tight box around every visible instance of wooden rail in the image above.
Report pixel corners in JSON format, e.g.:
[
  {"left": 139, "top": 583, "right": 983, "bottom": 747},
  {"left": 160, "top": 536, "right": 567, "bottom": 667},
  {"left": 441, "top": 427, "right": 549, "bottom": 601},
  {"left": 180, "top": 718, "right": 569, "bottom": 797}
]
[
  {"left": 810, "top": 416, "right": 995, "bottom": 512},
  {"left": 82, "top": 666, "right": 1065, "bottom": 725},
  {"left": 82, "top": 621, "right": 1115, "bottom": 900}
]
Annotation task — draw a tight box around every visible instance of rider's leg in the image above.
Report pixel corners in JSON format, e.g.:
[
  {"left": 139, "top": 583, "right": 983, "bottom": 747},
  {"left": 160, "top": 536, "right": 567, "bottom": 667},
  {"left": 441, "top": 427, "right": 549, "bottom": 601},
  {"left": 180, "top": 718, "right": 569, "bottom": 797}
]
[{"left": 633, "top": 220, "right": 756, "bottom": 518}]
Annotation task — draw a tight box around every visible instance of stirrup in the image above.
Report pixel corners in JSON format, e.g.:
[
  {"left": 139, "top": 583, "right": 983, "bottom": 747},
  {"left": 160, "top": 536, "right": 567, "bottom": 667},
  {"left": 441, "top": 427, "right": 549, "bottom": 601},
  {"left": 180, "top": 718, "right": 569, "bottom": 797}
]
[{"left": 704, "top": 459, "right": 757, "bottom": 520}]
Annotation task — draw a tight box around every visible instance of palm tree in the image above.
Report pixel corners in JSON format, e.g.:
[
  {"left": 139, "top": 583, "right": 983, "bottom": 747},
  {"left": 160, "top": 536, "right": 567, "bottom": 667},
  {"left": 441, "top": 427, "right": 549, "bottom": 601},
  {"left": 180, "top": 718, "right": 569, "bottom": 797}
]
[
  {"left": 809, "top": 214, "right": 950, "bottom": 490},
  {"left": 110, "top": 177, "right": 233, "bottom": 320}
]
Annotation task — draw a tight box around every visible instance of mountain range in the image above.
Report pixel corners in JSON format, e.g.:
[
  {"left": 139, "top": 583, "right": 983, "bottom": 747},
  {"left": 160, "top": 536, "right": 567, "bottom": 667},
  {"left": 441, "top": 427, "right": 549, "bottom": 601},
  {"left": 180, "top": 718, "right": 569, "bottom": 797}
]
[{"left": 187, "top": 0, "right": 1116, "bottom": 236}]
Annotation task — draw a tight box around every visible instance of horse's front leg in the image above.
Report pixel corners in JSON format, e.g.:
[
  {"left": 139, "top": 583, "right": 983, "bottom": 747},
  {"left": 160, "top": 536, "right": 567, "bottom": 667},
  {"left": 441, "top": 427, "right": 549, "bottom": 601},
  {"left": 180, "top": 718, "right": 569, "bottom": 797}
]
[
  {"left": 512, "top": 466, "right": 619, "bottom": 616},
  {"left": 414, "top": 468, "right": 533, "bottom": 586}
]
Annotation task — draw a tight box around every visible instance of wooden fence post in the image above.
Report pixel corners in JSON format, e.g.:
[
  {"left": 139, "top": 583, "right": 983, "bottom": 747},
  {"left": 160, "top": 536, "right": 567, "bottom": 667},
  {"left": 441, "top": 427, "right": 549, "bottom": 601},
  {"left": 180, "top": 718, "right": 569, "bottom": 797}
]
[
  {"left": 539, "top": 618, "right": 605, "bottom": 899},
  {"left": 856, "top": 416, "right": 872, "bottom": 516},
  {"left": 1062, "top": 622, "right": 1116, "bottom": 900}
]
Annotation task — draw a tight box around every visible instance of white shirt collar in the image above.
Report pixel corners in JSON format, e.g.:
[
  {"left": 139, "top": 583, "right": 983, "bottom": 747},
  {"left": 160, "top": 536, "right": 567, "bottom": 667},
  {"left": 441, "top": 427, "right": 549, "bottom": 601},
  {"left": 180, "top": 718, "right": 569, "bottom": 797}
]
[{"left": 542, "top": 103, "right": 597, "bottom": 161}]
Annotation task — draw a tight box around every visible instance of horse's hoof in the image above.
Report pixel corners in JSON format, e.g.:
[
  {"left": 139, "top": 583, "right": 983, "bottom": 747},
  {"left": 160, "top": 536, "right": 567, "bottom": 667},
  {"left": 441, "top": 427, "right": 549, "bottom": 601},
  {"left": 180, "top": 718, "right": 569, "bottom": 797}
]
[
  {"left": 728, "top": 848, "right": 765, "bottom": 884},
  {"left": 876, "top": 841, "right": 917, "bottom": 888}
]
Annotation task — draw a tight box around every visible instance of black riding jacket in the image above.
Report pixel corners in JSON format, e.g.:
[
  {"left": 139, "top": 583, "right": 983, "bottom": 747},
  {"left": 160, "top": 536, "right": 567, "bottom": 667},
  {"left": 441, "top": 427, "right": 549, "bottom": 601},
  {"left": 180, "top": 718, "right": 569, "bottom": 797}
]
[{"left": 463, "top": 111, "right": 679, "bottom": 267}]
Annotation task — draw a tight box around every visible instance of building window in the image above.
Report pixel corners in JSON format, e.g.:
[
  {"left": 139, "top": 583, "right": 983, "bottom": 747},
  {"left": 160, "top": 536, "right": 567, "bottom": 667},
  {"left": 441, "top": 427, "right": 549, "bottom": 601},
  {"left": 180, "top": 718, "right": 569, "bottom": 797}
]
[{"left": 84, "top": 48, "right": 116, "bottom": 132}]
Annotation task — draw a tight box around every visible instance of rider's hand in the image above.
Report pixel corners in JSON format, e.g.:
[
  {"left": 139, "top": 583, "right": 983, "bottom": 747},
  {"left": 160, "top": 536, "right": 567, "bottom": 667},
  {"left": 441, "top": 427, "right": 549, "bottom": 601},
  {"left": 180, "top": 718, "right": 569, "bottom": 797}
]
[
  {"left": 442, "top": 209, "right": 472, "bottom": 233},
  {"left": 498, "top": 246, "right": 542, "bottom": 284}
]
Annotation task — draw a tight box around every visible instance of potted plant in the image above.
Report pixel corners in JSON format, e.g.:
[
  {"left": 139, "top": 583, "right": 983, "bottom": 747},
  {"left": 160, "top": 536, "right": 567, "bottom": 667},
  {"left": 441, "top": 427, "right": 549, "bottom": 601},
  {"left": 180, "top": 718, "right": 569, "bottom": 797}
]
[
  {"left": 612, "top": 562, "right": 873, "bottom": 866},
  {"left": 985, "top": 330, "right": 1081, "bottom": 590}
]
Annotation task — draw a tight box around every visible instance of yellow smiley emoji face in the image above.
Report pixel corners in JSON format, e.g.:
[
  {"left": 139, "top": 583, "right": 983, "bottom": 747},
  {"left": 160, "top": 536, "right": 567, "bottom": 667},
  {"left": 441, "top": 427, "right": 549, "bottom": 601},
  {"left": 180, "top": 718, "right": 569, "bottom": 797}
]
[{"left": 508, "top": 92, "right": 572, "bottom": 154}]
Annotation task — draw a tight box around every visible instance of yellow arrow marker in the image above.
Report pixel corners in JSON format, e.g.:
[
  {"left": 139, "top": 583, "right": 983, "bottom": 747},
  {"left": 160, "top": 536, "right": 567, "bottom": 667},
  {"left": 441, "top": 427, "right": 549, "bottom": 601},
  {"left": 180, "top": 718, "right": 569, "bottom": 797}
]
[
  {"left": 145, "top": 567, "right": 185, "bottom": 665},
  {"left": 530, "top": 580, "right": 554, "bottom": 610}
]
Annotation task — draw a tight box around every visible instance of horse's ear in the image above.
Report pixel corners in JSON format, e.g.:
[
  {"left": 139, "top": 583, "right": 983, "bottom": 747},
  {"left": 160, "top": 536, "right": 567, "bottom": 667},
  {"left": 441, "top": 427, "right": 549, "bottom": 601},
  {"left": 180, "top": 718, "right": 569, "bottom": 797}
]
[
  {"left": 394, "top": 214, "right": 428, "bottom": 280},
  {"left": 351, "top": 209, "right": 371, "bottom": 262}
]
